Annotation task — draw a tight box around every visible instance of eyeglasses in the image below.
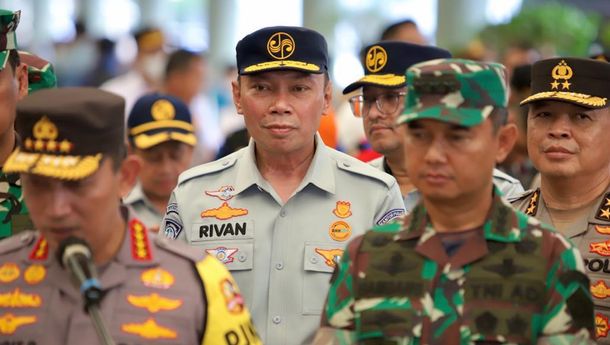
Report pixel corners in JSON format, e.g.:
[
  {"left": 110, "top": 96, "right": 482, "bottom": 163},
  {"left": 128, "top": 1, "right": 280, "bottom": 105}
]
[{"left": 348, "top": 92, "right": 407, "bottom": 117}]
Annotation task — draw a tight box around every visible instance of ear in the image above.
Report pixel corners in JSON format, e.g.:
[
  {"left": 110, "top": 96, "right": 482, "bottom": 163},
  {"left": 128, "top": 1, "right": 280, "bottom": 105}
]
[
  {"left": 322, "top": 79, "right": 333, "bottom": 115},
  {"left": 231, "top": 79, "right": 243, "bottom": 115},
  {"left": 495, "top": 122, "right": 518, "bottom": 164},
  {"left": 16, "top": 63, "right": 28, "bottom": 99},
  {"left": 118, "top": 154, "right": 141, "bottom": 198}
]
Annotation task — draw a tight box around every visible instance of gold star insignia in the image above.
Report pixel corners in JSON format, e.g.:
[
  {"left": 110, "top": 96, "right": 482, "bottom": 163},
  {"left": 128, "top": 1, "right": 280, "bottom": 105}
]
[
  {"left": 24, "top": 138, "right": 33, "bottom": 150},
  {"left": 526, "top": 205, "right": 535, "bottom": 215},
  {"left": 46, "top": 140, "right": 57, "bottom": 152},
  {"left": 604, "top": 198, "right": 610, "bottom": 207},
  {"left": 550, "top": 80, "right": 559, "bottom": 89},
  {"left": 59, "top": 140, "right": 72, "bottom": 153},
  {"left": 34, "top": 139, "right": 44, "bottom": 151},
  {"left": 561, "top": 80, "right": 571, "bottom": 90},
  {"left": 531, "top": 193, "right": 538, "bottom": 202},
  {"left": 601, "top": 208, "right": 610, "bottom": 219}
]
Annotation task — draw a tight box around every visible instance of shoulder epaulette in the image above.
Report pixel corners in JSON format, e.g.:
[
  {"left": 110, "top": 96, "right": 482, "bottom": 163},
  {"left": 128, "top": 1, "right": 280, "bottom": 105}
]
[
  {"left": 332, "top": 151, "right": 396, "bottom": 189},
  {"left": 492, "top": 168, "right": 521, "bottom": 185},
  {"left": 0, "top": 230, "right": 36, "bottom": 256},
  {"left": 595, "top": 192, "right": 610, "bottom": 222},
  {"left": 177, "top": 150, "right": 242, "bottom": 185},
  {"left": 507, "top": 188, "right": 537, "bottom": 204},
  {"left": 152, "top": 235, "right": 205, "bottom": 263}
]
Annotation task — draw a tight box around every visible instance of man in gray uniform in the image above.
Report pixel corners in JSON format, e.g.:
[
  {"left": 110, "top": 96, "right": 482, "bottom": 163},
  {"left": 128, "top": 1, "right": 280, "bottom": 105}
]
[
  {"left": 124, "top": 92, "right": 196, "bottom": 229},
  {"left": 511, "top": 57, "right": 610, "bottom": 343},
  {"left": 344, "top": 41, "right": 524, "bottom": 213},
  {"left": 162, "top": 26, "right": 405, "bottom": 345}
]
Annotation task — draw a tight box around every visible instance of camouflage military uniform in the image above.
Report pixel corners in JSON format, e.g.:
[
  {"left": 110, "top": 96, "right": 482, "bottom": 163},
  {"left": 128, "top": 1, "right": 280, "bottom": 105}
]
[
  {"left": 323, "top": 192, "right": 594, "bottom": 344},
  {"left": 0, "top": 167, "right": 32, "bottom": 238}
]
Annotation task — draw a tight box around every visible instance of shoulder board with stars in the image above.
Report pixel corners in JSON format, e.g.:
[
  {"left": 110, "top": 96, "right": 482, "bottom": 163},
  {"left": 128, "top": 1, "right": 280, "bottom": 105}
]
[
  {"left": 596, "top": 193, "right": 610, "bottom": 222},
  {"left": 525, "top": 189, "right": 540, "bottom": 216},
  {"left": 130, "top": 219, "right": 152, "bottom": 261}
]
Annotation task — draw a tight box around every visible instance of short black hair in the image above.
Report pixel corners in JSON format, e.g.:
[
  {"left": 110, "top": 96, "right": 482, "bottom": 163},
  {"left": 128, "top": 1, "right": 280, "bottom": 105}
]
[
  {"left": 490, "top": 107, "right": 508, "bottom": 133},
  {"left": 380, "top": 19, "right": 418, "bottom": 40},
  {"left": 165, "top": 49, "right": 203, "bottom": 79},
  {"left": 7, "top": 49, "right": 19, "bottom": 72}
]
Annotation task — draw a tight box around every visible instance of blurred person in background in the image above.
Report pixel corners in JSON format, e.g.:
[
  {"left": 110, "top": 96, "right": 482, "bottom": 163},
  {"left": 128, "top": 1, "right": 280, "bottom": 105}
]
[
  {"left": 101, "top": 27, "right": 167, "bottom": 116},
  {"left": 124, "top": 93, "right": 196, "bottom": 230},
  {"left": 162, "top": 49, "right": 221, "bottom": 164},
  {"left": 53, "top": 20, "right": 96, "bottom": 87}
]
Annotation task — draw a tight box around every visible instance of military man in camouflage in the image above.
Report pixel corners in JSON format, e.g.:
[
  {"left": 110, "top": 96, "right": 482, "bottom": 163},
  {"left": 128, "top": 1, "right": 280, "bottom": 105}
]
[
  {"left": 344, "top": 41, "right": 523, "bottom": 212},
  {"left": 314, "top": 59, "right": 595, "bottom": 344},
  {"left": 162, "top": 26, "right": 405, "bottom": 345},
  {"left": 0, "top": 87, "right": 261, "bottom": 344},
  {"left": 511, "top": 57, "right": 610, "bottom": 342}
]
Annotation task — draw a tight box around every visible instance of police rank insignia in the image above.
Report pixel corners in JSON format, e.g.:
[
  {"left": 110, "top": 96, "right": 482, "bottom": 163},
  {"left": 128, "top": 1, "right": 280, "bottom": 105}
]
[
  {"left": 24, "top": 264, "right": 46, "bottom": 285},
  {"left": 315, "top": 248, "right": 343, "bottom": 268},
  {"left": 596, "top": 194, "right": 610, "bottom": 221},
  {"left": 329, "top": 220, "right": 352, "bottom": 242},
  {"left": 28, "top": 237, "right": 48, "bottom": 261},
  {"left": 127, "top": 293, "right": 182, "bottom": 313},
  {"left": 206, "top": 246, "right": 238, "bottom": 264},
  {"left": 366, "top": 45, "right": 387, "bottom": 73},
  {"left": 140, "top": 268, "right": 175, "bottom": 289},
  {"left": 0, "top": 263, "right": 19, "bottom": 283},
  {"left": 130, "top": 219, "right": 152, "bottom": 261},
  {"left": 550, "top": 60, "right": 573, "bottom": 90},
  {"left": 0, "top": 288, "right": 42, "bottom": 308},
  {"left": 332, "top": 201, "right": 352, "bottom": 218},
  {"left": 121, "top": 318, "right": 177, "bottom": 340}
]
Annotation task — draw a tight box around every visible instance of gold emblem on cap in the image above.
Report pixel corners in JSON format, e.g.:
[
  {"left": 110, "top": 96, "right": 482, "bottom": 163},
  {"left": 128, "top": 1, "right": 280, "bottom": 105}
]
[
  {"left": 366, "top": 45, "right": 387, "bottom": 73},
  {"left": 267, "top": 32, "right": 295, "bottom": 60},
  {"left": 550, "top": 60, "right": 573, "bottom": 90},
  {"left": 151, "top": 99, "right": 175, "bottom": 121},
  {"left": 25, "top": 116, "right": 73, "bottom": 153}
]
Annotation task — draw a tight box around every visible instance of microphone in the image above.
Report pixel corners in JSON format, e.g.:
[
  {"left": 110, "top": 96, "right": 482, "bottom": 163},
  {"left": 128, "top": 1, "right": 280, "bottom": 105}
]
[{"left": 57, "top": 237, "right": 104, "bottom": 310}]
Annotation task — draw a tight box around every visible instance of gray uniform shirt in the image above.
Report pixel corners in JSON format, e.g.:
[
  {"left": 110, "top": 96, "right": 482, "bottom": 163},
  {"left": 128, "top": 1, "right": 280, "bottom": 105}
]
[
  {"left": 369, "top": 156, "right": 524, "bottom": 213},
  {"left": 123, "top": 183, "right": 164, "bottom": 229},
  {"left": 162, "top": 135, "right": 405, "bottom": 345}
]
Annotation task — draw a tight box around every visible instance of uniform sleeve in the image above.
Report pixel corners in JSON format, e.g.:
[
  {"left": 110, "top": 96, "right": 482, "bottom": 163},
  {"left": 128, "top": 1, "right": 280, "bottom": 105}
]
[
  {"left": 196, "top": 255, "right": 262, "bottom": 345},
  {"left": 538, "top": 232, "right": 595, "bottom": 344},
  {"left": 162, "top": 191, "right": 187, "bottom": 242},
  {"left": 373, "top": 181, "right": 406, "bottom": 226}
]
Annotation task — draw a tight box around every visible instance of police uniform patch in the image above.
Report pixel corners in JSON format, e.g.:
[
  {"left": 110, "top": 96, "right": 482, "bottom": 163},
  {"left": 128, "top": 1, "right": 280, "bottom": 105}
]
[
  {"left": 205, "top": 246, "right": 238, "bottom": 264},
  {"left": 140, "top": 268, "right": 175, "bottom": 289},
  {"left": 24, "top": 264, "right": 46, "bottom": 285},
  {"left": 591, "top": 280, "right": 610, "bottom": 299},
  {"left": 596, "top": 194, "right": 610, "bottom": 221},
  {"left": 597, "top": 225, "right": 610, "bottom": 235},
  {"left": 163, "top": 203, "right": 183, "bottom": 240},
  {"left": 376, "top": 208, "right": 405, "bottom": 225},
  {"left": 590, "top": 240, "right": 610, "bottom": 256},
  {"left": 0, "top": 288, "right": 42, "bottom": 308},
  {"left": 28, "top": 237, "right": 48, "bottom": 261},
  {"left": 0, "top": 313, "right": 37, "bottom": 335},
  {"left": 329, "top": 221, "right": 352, "bottom": 242},
  {"left": 220, "top": 278, "right": 245, "bottom": 314},
  {"left": 332, "top": 201, "right": 352, "bottom": 218},
  {"left": 0, "top": 263, "right": 19, "bottom": 283},
  {"left": 121, "top": 318, "right": 178, "bottom": 340},
  {"left": 201, "top": 202, "right": 248, "bottom": 220},
  {"left": 314, "top": 248, "right": 343, "bottom": 268},
  {"left": 598, "top": 313, "right": 610, "bottom": 339},
  {"left": 267, "top": 32, "right": 295, "bottom": 60},
  {"left": 127, "top": 293, "right": 182, "bottom": 313}
]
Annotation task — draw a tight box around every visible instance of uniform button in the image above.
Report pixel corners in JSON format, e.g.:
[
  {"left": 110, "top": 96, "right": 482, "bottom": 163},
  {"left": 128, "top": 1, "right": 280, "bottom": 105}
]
[
  {"left": 275, "top": 262, "right": 284, "bottom": 270},
  {"left": 238, "top": 253, "right": 247, "bottom": 262},
  {"left": 310, "top": 257, "right": 318, "bottom": 264},
  {"left": 280, "top": 210, "right": 286, "bottom": 217},
  {"left": 272, "top": 316, "right": 281, "bottom": 324},
  {"left": 343, "top": 162, "right": 351, "bottom": 168}
]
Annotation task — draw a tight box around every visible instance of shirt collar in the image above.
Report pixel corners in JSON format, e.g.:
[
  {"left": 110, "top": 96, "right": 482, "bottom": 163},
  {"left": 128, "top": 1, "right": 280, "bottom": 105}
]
[{"left": 234, "top": 134, "right": 335, "bottom": 195}]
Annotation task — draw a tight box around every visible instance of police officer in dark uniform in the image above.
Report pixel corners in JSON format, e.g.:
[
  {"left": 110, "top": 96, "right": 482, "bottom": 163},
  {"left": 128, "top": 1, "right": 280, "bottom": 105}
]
[{"left": 0, "top": 87, "right": 261, "bottom": 345}]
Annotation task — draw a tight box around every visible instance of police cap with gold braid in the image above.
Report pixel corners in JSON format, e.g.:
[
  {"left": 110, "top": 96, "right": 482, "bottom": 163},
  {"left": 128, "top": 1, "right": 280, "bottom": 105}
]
[
  {"left": 3, "top": 87, "right": 125, "bottom": 180},
  {"left": 343, "top": 41, "right": 451, "bottom": 94},
  {"left": 520, "top": 57, "right": 610, "bottom": 109},
  {"left": 236, "top": 26, "right": 328, "bottom": 75}
]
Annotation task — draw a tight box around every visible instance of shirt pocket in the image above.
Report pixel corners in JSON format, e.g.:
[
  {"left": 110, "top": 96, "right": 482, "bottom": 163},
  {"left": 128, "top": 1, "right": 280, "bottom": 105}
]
[{"left": 302, "top": 242, "right": 345, "bottom": 315}]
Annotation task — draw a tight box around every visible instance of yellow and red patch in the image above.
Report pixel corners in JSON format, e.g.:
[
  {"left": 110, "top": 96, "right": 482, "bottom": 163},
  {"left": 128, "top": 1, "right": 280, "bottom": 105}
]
[
  {"left": 127, "top": 293, "right": 182, "bottom": 313},
  {"left": 121, "top": 318, "right": 177, "bottom": 340},
  {"left": 329, "top": 221, "right": 352, "bottom": 242},
  {"left": 591, "top": 280, "right": 610, "bottom": 299},
  {"left": 140, "top": 268, "right": 175, "bottom": 289},
  {"left": 0, "top": 263, "right": 19, "bottom": 284},
  {"left": 590, "top": 240, "right": 610, "bottom": 256},
  {"left": 597, "top": 313, "right": 610, "bottom": 338},
  {"left": 332, "top": 201, "right": 352, "bottom": 218},
  {"left": 28, "top": 237, "right": 48, "bottom": 261},
  {"left": 596, "top": 225, "right": 610, "bottom": 235},
  {"left": 130, "top": 219, "right": 152, "bottom": 261},
  {"left": 24, "top": 264, "right": 45, "bottom": 285},
  {"left": 0, "top": 313, "right": 36, "bottom": 335},
  {"left": 0, "top": 288, "right": 42, "bottom": 308},
  {"left": 315, "top": 248, "right": 344, "bottom": 268},
  {"left": 201, "top": 202, "right": 248, "bottom": 220}
]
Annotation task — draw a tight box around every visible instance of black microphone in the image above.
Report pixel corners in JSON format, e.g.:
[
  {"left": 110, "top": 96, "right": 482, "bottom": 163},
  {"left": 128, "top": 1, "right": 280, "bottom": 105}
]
[{"left": 57, "top": 237, "right": 104, "bottom": 310}]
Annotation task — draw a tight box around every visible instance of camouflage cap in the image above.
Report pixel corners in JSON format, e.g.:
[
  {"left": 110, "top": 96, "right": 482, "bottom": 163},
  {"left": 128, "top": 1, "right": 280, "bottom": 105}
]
[
  {"left": 0, "top": 9, "right": 19, "bottom": 71},
  {"left": 398, "top": 58, "right": 508, "bottom": 127},
  {"left": 18, "top": 51, "right": 57, "bottom": 93}
]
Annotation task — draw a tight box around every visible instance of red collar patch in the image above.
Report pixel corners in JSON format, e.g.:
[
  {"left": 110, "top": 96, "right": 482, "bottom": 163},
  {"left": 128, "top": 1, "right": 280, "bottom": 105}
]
[
  {"left": 130, "top": 219, "right": 152, "bottom": 261},
  {"left": 28, "top": 237, "right": 48, "bottom": 261}
]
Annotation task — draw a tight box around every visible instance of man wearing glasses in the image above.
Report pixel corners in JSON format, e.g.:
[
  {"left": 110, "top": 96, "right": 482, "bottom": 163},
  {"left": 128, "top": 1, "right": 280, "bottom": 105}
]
[{"left": 345, "top": 41, "right": 524, "bottom": 212}]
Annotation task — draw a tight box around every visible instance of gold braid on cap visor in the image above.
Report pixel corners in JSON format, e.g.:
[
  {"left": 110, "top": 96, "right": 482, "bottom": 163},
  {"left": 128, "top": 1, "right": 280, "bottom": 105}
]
[{"left": 521, "top": 91, "right": 607, "bottom": 107}]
